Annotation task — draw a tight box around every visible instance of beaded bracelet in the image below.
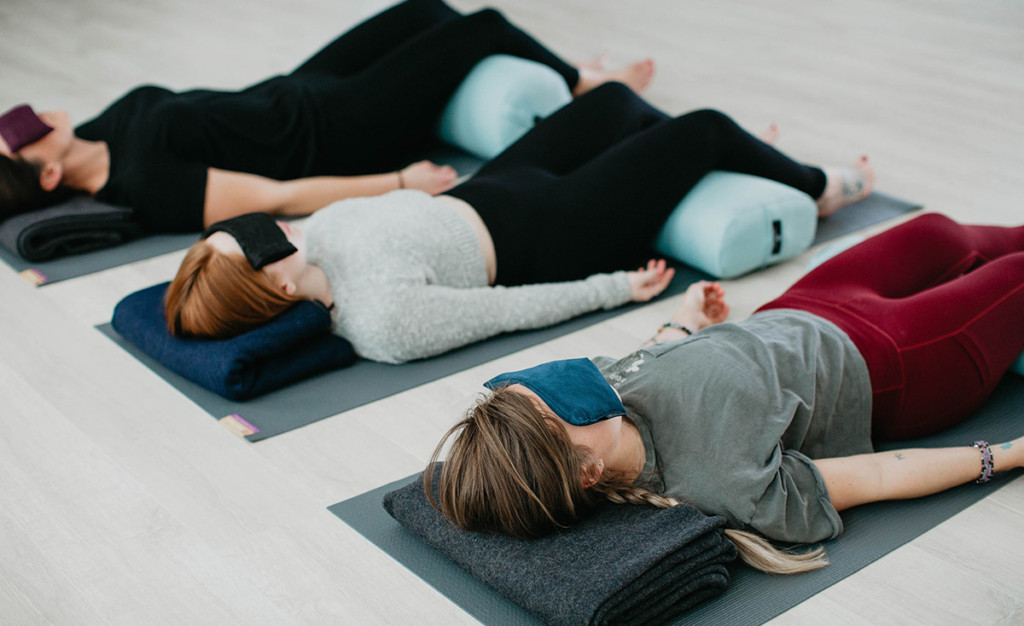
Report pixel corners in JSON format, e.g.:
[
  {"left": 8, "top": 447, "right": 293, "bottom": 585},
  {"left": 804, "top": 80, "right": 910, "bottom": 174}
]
[
  {"left": 659, "top": 322, "right": 693, "bottom": 335},
  {"left": 971, "top": 440, "right": 994, "bottom": 484}
]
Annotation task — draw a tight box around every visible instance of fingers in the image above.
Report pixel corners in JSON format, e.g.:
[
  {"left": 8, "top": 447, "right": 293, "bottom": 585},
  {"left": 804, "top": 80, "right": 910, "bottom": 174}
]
[
  {"left": 635, "top": 259, "right": 669, "bottom": 278},
  {"left": 701, "top": 281, "right": 729, "bottom": 323},
  {"left": 629, "top": 260, "right": 674, "bottom": 301}
]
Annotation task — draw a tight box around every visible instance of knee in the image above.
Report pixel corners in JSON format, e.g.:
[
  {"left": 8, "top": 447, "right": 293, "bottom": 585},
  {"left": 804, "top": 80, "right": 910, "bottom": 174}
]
[
  {"left": 668, "top": 108, "right": 736, "bottom": 144},
  {"left": 901, "top": 212, "right": 960, "bottom": 239},
  {"left": 681, "top": 108, "right": 735, "bottom": 129},
  {"left": 586, "top": 81, "right": 636, "bottom": 105},
  {"left": 910, "top": 212, "right": 957, "bottom": 229},
  {"left": 469, "top": 7, "right": 508, "bottom": 28}
]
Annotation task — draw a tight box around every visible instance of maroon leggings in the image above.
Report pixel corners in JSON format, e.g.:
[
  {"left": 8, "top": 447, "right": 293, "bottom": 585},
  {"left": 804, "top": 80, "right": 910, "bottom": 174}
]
[{"left": 758, "top": 213, "right": 1024, "bottom": 440}]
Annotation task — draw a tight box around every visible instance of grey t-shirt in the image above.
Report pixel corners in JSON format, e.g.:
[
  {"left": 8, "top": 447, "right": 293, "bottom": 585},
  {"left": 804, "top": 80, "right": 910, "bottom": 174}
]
[{"left": 593, "top": 309, "right": 873, "bottom": 543}]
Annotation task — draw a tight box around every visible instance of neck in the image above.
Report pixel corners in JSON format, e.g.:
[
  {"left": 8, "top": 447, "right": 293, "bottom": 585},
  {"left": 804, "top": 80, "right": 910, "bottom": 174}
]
[
  {"left": 607, "top": 418, "right": 646, "bottom": 481},
  {"left": 295, "top": 264, "right": 334, "bottom": 308},
  {"left": 60, "top": 137, "right": 109, "bottom": 194}
]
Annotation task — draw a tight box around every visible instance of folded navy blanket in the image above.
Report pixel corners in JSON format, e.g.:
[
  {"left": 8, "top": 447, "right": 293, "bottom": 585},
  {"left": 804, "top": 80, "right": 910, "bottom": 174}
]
[
  {"left": 112, "top": 282, "right": 357, "bottom": 401},
  {"left": 385, "top": 466, "right": 736, "bottom": 626},
  {"left": 0, "top": 197, "right": 144, "bottom": 261}
]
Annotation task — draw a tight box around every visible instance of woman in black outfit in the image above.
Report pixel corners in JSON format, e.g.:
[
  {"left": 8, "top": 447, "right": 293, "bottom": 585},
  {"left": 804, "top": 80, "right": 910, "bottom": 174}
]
[
  {"left": 0, "top": 0, "right": 653, "bottom": 232},
  {"left": 445, "top": 83, "right": 873, "bottom": 287}
]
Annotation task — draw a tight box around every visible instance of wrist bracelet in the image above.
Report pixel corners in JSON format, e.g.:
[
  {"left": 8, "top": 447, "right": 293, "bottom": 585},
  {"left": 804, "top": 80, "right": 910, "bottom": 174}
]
[
  {"left": 659, "top": 322, "right": 693, "bottom": 336},
  {"left": 397, "top": 170, "right": 405, "bottom": 189},
  {"left": 971, "top": 440, "right": 994, "bottom": 484}
]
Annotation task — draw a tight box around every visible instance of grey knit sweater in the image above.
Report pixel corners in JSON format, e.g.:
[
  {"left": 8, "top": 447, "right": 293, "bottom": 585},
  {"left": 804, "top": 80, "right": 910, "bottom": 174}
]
[{"left": 305, "top": 190, "right": 632, "bottom": 364}]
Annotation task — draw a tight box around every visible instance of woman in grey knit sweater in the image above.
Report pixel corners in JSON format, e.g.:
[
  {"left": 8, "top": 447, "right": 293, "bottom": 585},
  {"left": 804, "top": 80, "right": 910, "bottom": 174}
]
[{"left": 166, "top": 84, "right": 872, "bottom": 364}]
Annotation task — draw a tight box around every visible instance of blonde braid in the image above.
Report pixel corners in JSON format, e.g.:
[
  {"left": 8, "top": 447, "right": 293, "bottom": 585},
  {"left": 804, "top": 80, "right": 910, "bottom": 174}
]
[
  {"left": 599, "top": 484, "right": 829, "bottom": 575},
  {"left": 598, "top": 484, "right": 680, "bottom": 509}
]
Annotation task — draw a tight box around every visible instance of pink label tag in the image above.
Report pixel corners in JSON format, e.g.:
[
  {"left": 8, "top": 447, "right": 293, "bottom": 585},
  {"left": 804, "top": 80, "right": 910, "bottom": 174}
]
[
  {"left": 219, "top": 414, "right": 259, "bottom": 437},
  {"left": 19, "top": 268, "right": 48, "bottom": 285}
]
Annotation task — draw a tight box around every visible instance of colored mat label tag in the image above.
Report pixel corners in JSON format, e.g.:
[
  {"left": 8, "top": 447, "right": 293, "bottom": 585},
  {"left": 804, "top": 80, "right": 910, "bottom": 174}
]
[
  {"left": 219, "top": 414, "right": 259, "bottom": 437},
  {"left": 19, "top": 269, "right": 48, "bottom": 286}
]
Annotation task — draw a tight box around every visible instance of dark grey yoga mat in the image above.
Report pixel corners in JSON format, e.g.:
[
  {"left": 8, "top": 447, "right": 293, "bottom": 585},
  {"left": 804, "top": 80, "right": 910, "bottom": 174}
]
[
  {"left": 0, "top": 146, "right": 485, "bottom": 286},
  {"left": 95, "top": 263, "right": 711, "bottom": 442},
  {"left": 812, "top": 191, "right": 919, "bottom": 245},
  {"left": 0, "top": 232, "right": 200, "bottom": 285},
  {"left": 91, "top": 190, "right": 919, "bottom": 441},
  {"left": 329, "top": 375, "right": 1024, "bottom": 626}
]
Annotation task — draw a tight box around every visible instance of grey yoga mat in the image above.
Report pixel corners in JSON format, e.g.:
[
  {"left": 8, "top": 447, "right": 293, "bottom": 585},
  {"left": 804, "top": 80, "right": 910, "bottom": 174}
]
[
  {"left": 811, "top": 191, "right": 919, "bottom": 245},
  {"left": 95, "top": 263, "right": 711, "bottom": 442},
  {"left": 93, "top": 191, "right": 919, "bottom": 441},
  {"left": 329, "top": 375, "right": 1024, "bottom": 626},
  {"left": 0, "top": 146, "right": 485, "bottom": 286}
]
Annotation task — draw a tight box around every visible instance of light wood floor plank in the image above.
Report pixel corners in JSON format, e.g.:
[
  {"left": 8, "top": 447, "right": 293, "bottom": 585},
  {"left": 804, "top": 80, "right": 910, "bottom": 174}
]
[{"left": 1, "top": 0, "right": 1022, "bottom": 624}]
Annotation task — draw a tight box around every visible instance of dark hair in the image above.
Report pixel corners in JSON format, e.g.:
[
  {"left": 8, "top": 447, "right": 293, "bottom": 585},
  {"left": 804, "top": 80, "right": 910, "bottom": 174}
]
[{"left": 0, "top": 154, "right": 83, "bottom": 223}]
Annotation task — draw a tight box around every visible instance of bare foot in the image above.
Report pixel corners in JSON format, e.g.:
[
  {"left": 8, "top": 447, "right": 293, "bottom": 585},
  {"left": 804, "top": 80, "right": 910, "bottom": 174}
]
[
  {"left": 817, "top": 156, "right": 875, "bottom": 217},
  {"left": 573, "top": 58, "right": 656, "bottom": 96},
  {"left": 758, "top": 123, "right": 779, "bottom": 145}
]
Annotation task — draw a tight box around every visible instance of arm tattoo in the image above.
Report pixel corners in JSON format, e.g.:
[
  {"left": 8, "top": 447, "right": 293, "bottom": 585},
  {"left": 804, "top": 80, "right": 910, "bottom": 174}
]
[
  {"left": 1001, "top": 442, "right": 1014, "bottom": 450},
  {"left": 895, "top": 452, "right": 905, "bottom": 460}
]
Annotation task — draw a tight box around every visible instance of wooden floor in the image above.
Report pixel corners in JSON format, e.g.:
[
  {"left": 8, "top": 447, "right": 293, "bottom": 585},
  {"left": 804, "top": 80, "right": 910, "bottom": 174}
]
[{"left": 1, "top": 0, "right": 1023, "bottom": 624}]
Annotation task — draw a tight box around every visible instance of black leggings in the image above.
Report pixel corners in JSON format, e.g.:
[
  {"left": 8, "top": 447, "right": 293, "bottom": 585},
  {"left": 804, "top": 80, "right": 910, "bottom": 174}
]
[
  {"left": 292, "top": 0, "right": 579, "bottom": 173},
  {"left": 447, "top": 83, "right": 828, "bottom": 286}
]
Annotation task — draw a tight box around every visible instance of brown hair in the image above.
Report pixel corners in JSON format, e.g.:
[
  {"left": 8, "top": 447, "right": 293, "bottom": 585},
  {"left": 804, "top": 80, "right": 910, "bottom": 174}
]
[
  {"left": 165, "top": 240, "right": 301, "bottom": 338},
  {"left": 427, "top": 386, "right": 829, "bottom": 575}
]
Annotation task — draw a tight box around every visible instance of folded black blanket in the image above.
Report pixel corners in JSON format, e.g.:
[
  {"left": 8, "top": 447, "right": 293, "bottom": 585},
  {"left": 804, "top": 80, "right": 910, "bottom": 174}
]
[
  {"left": 0, "top": 197, "right": 145, "bottom": 262},
  {"left": 384, "top": 467, "right": 736, "bottom": 626},
  {"left": 112, "top": 282, "right": 357, "bottom": 400}
]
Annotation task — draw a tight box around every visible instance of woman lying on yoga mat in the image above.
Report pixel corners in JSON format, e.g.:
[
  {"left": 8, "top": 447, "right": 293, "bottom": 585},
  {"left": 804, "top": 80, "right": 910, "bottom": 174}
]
[
  {"left": 165, "top": 82, "right": 873, "bottom": 364},
  {"left": 427, "top": 212, "right": 1024, "bottom": 573},
  {"left": 0, "top": 0, "right": 654, "bottom": 232}
]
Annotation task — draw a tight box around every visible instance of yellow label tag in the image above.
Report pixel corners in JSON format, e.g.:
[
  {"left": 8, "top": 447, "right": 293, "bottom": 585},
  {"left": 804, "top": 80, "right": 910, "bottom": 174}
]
[
  {"left": 219, "top": 414, "right": 258, "bottom": 437},
  {"left": 19, "top": 269, "right": 48, "bottom": 286}
]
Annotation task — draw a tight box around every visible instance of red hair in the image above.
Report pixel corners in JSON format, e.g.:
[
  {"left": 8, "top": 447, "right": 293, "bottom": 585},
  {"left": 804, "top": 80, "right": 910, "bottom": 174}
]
[{"left": 165, "top": 240, "right": 301, "bottom": 338}]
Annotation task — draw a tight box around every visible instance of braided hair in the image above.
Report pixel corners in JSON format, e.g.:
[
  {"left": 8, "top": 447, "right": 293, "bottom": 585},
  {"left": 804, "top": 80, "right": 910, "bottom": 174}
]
[{"left": 428, "top": 385, "right": 828, "bottom": 574}]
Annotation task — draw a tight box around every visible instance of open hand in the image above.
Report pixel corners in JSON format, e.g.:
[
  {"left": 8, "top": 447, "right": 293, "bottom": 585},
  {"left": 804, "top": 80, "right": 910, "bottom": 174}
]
[
  {"left": 627, "top": 259, "right": 675, "bottom": 302},
  {"left": 401, "top": 160, "right": 458, "bottom": 195},
  {"left": 671, "top": 281, "right": 729, "bottom": 331}
]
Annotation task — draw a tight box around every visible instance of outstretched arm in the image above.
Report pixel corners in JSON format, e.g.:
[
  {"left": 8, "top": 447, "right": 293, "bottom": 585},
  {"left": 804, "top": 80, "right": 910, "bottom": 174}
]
[
  {"left": 202, "top": 161, "right": 457, "bottom": 227},
  {"left": 360, "top": 260, "right": 674, "bottom": 364},
  {"left": 815, "top": 437, "right": 1024, "bottom": 511}
]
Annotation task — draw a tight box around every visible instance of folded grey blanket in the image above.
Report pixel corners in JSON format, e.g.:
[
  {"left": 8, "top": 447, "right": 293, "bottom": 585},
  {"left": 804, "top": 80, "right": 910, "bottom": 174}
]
[
  {"left": 0, "top": 197, "right": 143, "bottom": 261},
  {"left": 384, "top": 466, "right": 736, "bottom": 626}
]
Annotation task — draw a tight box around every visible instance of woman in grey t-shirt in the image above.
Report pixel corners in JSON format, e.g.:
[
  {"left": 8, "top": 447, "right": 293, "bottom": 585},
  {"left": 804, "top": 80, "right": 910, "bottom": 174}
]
[{"left": 429, "top": 213, "right": 1024, "bottom": 573}]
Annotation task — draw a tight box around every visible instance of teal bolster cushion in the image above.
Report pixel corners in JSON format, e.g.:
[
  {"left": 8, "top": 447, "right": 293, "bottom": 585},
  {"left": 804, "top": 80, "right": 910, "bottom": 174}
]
[
  {"left": 654, "top": 172, "right": 818, "bottom": 279},
  {"left": 436, "top": 54, "right": 572, "bottom": 160}
]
